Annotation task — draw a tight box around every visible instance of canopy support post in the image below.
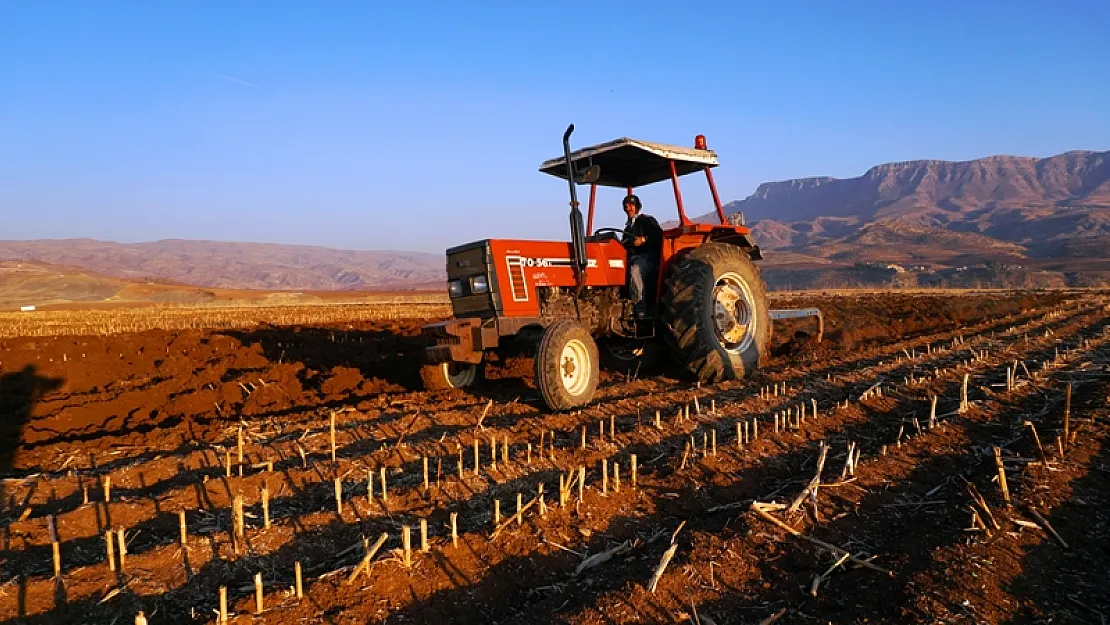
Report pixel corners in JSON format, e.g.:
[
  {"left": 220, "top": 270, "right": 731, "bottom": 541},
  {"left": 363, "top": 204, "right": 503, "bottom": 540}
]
[
  {"left": 669, "top": 161, "right": 690, "bottom": 226},
  {"left": 705, "top": 168, "right": 727, "bottom": 225},
  {"left": 586, "top": 183, "right": 597, "bottom": 235}
]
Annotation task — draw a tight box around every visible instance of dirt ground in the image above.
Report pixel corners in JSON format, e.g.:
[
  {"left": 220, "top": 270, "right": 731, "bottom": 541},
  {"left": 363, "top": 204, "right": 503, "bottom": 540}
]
[{"left": 0, "top": 291, "right": 1108, "bottom": 624}]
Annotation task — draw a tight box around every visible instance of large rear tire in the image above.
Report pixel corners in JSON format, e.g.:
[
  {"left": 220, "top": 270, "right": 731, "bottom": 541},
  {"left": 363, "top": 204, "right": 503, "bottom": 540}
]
[
  {"left": 420, "top": 362, "right": 482, "bottom": 391},
  {"left": 535, "top": 320, "right": 600, "bottom": 411},
  {"left": 660, "top": 243, "right": 771, "bottom": 381}
]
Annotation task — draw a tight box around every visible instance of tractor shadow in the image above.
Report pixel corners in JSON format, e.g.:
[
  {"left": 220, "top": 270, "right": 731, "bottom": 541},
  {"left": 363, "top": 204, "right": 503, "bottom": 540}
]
[
  {"left": 222, "top": 324, "right": 433, "bottom": 394},
  {"left": 0, "top": 366, "right": 63, "bottom": 517},
  {"left": 1002, "top": 401, "right": 1110, "bottom": 622}
]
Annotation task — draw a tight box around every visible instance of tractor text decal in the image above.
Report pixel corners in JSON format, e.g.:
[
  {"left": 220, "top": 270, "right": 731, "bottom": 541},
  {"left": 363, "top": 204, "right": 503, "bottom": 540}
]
[{"left": 504, "top": 256, "right": 599, "bottom": 302}]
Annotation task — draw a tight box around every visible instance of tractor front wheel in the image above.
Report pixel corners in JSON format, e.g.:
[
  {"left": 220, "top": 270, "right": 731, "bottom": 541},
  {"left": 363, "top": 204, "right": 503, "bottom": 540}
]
[
  {"left": 420, "top": 361, "right": 482, "bottom": 391},
  {"left": 660, "top": 243, "right": 771, "bottom": 381},
  {"left": 535, "top": 320, "right": 600, "bottom": 411}
]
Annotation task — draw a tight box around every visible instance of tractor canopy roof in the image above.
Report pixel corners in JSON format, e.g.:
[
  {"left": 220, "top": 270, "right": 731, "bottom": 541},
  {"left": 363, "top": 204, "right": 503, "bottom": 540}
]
[{"left": 539, "top": 137, "right": 718, "bottom": 188}]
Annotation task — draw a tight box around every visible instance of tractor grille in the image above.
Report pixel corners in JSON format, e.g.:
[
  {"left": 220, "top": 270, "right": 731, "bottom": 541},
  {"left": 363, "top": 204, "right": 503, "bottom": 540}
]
[{"left": 445, "top": 241, "right": 502, "bottom": 317}]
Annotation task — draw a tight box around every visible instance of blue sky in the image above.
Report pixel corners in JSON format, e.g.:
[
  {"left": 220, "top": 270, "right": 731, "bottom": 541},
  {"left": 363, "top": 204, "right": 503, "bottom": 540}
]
[{"left": 1, "top": 1, "right": 1107, "bottom": 254}]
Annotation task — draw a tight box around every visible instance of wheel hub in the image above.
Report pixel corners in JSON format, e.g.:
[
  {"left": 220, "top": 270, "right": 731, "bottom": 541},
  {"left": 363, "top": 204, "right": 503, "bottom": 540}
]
[
  {"left": 712, "top": 273, "right": 756, "bottom": 352},
  {"left": 559, "top": 339, "right": 591, "bottom": 396}
]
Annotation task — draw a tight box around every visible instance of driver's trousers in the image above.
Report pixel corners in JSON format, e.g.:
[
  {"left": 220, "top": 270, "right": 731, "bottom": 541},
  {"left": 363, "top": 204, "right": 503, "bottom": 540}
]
[{"left": 628, "top": 253, "right": 657, "bottom": 314}]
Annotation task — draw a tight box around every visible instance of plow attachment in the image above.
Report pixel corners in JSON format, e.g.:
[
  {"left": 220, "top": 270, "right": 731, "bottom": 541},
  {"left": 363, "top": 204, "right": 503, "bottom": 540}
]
[{"left": 770, "top": 308, "right": 824, "bottom": 343}]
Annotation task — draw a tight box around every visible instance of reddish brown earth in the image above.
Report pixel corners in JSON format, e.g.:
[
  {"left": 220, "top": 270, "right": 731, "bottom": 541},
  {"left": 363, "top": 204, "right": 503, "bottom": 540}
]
[{"left": 0, "top": 291, "right": 1107, "bottom": 624}]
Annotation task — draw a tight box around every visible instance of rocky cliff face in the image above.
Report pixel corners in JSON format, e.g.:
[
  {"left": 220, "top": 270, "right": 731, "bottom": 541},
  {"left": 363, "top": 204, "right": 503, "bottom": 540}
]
[{"left": 693, "top": 150, "right": 1110, "bottom": 266}]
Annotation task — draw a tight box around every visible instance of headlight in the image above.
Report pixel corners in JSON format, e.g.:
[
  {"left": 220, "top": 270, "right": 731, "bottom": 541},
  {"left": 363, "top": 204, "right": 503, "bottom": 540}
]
[
  {"left": 470, "top": 275, "right": 489, "bottom": 294},
  {"left": 448, "top": 279, "right": 464, "bottom": 297}
]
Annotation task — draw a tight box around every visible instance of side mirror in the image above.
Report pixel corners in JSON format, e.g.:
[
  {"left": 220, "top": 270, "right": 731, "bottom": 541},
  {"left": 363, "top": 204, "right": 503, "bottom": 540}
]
[{"left": 575, "top": 164, "right": 601, "bottom": 184}]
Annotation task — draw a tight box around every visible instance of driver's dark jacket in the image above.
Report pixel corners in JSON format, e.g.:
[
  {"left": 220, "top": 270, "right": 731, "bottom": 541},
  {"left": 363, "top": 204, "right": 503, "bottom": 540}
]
[{"left": 622, "top": 213, "right": 663, "bottom": 257}]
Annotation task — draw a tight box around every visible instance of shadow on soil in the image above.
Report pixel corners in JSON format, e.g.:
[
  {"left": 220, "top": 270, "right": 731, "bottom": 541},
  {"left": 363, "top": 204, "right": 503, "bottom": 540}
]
[
  {"left": 1003, "top": 404, "right": 1110, "bottom": 623},
  {"left": 223, "top": 324, "right": 432, "bottom": 393},
  {"left": 0, "top": 367, "right": 63, "bottom": 505}
]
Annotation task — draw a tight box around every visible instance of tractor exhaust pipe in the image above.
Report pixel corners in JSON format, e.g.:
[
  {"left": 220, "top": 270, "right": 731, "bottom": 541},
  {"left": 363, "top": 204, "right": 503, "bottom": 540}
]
[{"left": 562, "top": 124, "right": 589, "bottom": 283}]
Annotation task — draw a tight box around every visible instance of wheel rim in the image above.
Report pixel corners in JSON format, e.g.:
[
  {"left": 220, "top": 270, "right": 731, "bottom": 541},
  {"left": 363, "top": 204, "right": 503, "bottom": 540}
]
[
  {"left": 712, "top": 271, "right": 757, "bottom": 353},
  {"left": 559, "top": 339, "right": 591, "bottom": 396},
  {"left": 443, "top": 362, "right": 476, "bottom": 388}
]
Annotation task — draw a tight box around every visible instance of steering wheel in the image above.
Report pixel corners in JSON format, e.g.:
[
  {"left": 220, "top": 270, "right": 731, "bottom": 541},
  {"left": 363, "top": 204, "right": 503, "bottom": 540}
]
[{"left": 591, "top": 228, "right": 625, "bottom": 239}]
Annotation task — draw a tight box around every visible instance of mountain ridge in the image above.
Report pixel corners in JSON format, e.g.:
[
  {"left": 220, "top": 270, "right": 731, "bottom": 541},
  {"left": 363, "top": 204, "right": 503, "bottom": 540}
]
[
  {"left": 692, "top": 148, "right": 1110, "bottom": 269},
  {"left": 0, "top": 239, "right": 445, "bottom": 291}
]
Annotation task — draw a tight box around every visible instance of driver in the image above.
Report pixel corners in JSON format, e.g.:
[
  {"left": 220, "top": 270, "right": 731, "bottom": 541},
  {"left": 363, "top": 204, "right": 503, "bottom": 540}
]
[{"left": 620, "top": 194, "right": 663, "bottom": 319}]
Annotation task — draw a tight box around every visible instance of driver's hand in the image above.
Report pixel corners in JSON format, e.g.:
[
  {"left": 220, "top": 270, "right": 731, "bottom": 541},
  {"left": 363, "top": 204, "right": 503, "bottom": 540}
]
[{"left": 634, "top": 236, "right": 646, "bottom": 246}]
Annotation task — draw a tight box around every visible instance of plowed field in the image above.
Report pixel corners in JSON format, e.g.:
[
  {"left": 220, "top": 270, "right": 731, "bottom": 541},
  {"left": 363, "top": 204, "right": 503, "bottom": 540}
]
[{"left": 1, "top": 291, "right": 1108, "bottom": 624}]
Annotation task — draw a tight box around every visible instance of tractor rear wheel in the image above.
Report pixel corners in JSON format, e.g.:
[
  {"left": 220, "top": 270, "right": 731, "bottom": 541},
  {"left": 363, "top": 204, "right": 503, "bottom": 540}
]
[
  {"left": 660, "top": 243, "right": 771, "bottom": 381},
  {"left": 420, "top": 361, "right": 482, "bottom": 391},
  {"left": 535, "top": 320, "right": 600, "bottom": 411}
]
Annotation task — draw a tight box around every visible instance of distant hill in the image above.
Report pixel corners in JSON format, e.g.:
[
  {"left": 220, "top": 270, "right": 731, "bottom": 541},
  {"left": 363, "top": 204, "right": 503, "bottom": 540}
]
[
  {"left": 690, "top": 149, "right": 1110, "bottom": 288},
  {"left": 0, "top": 260, "right": 224, "bottom": 309},
  {"left": 0, "top": 239, "right": 445, "bottom": 291},
  {"left": 0, "top": 259, "right": 449, "bottom": 310}
]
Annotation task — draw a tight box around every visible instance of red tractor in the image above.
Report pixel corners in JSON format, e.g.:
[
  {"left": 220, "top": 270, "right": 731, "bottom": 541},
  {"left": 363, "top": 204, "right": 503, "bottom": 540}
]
[{"left": 421, "top": 125, "right": 821, "bottom": 410}]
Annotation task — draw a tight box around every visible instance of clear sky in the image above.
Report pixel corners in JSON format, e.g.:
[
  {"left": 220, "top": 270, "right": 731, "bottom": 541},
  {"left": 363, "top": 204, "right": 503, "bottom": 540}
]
[{"left": 2, "top": 1, "right": 1108, "bottom": 254}]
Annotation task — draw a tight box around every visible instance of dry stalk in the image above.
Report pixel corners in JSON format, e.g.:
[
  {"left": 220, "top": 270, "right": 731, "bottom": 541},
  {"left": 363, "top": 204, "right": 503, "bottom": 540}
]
[
  {"left": 1023, "top": 421, "right": 1049, "bottom": 466},
  {"left": 788, "top": 442, "right": 829, "bottom": 514},
  {"left": 574, "top": 540, "right": 633, "bottom": 576},
  {"left": 602, "top": 459, "right": 609, "bottom": 494},
  {"left": 490, "top": 495, "right": 539, "bottom": 538},
  {"left": 402, "top": 525, "right": 412, "bottom": 568},
  {"left": 117, "top": 528, "right": 127, "bottom": 570},
  {"left": 758, "top": 608, "right": 787, "bottom": 625},
  {"left": 476, "top": 399, "right": 493, "bottom": 430},
  {"left": 810, "top": 551, "right": 850, "bottom": 597},
  {"left": 1027, "top": 507, "right": 1069, "bottom": 548},
  {"left": 750, "top": 502, "right": 891, "bottom": 575},
  {"left": 232, "top": 494, "right": 246, "bottom": 555},
  {"left": 993, "top": 447, "right": 1012, "bottom": 508},
  {"left": 966, "top": 483, "right": 1000, "bottom": 531},
  {"left": 346, "top": 532, "right": 389, "bottom": 584},
  {"left": 254, "top": 571, "right": 264, "bottom": 614},
  {"left": 647, "top": 543, "right": 678, "bottom": 594},
  {"left": 105, "top": 530, "right": 115, "bottom": 572}
]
